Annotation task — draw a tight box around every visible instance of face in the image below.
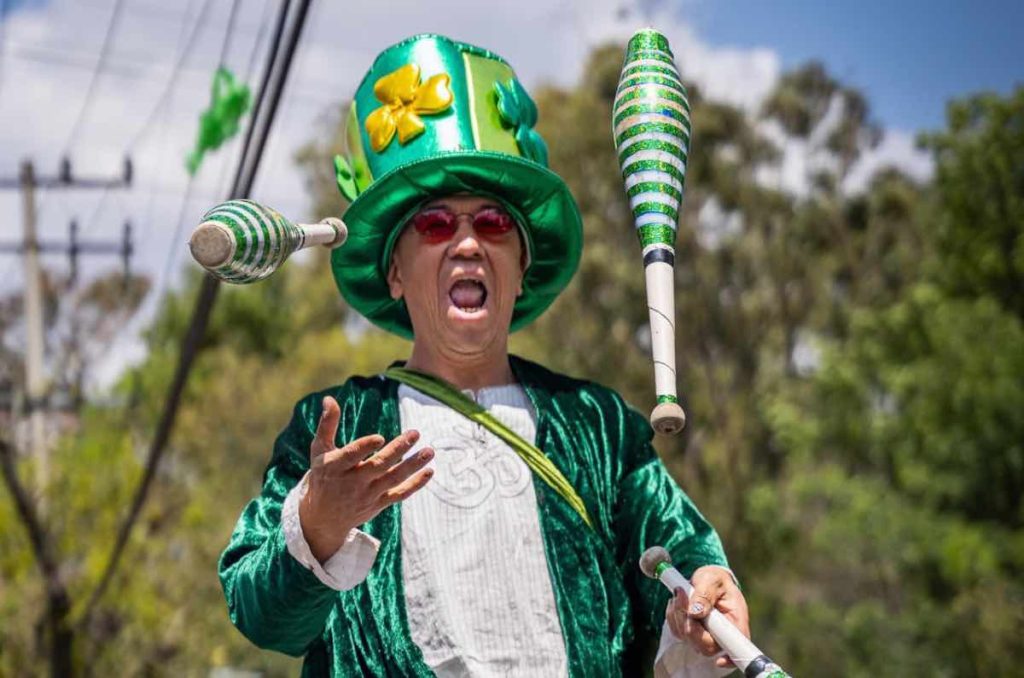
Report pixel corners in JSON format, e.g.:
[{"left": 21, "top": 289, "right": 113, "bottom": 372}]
[{"left": 387, "top": 194, "right": 526, "bottom": 356}]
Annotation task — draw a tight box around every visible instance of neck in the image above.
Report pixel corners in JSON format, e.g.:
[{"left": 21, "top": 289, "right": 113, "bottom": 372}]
[{"left": 405, "top": 340, "right": 514, "bottom": 391}]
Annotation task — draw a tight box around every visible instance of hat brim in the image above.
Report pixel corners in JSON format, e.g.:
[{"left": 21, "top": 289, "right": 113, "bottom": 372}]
[{"left": 332, "top": 151, "right": 583, "bottom": 339}]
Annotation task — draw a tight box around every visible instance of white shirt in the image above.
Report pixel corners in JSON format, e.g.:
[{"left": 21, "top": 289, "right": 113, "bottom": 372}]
[{"left": 281, "top": 383, "right": 727, "bottom": 677}]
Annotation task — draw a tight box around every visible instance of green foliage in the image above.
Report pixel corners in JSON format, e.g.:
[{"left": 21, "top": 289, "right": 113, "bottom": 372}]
[{"left": 921, "top": 88, "right": 1024, "bottom": 318}]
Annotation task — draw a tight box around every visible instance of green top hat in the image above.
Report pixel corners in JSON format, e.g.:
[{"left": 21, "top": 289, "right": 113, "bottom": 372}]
[{"left": 331, "top": 34, "right": 583, "bottom": 339}]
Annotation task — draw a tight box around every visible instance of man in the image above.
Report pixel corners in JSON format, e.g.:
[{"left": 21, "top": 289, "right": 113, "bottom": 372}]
[{"left": 219, "top": 34, "right": 749, "bottom": 677}]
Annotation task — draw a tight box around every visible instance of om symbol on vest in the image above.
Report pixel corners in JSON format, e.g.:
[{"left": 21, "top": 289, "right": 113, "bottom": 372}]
[{"left": 425, "top": 421, "right": 533, "bottom": 509}]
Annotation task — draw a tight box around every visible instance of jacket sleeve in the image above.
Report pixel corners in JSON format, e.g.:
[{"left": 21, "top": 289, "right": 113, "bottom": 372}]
[
  {"left": 611, "top": 398, "right": 731, "bottom": 635},
  {"left": 218, "top": 393, "right": 338, "bottom": 657}
]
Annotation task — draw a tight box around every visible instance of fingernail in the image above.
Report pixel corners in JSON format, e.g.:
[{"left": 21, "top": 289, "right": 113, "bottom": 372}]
[
  {"left": 689, "top": 603, "right": 704, "bottom": 615},
  {"left": 420, "top": 448, "right": 434, "bottom": 461},
  {"left": 674, "top": 587, "right": 684, "bottom": 598},
  {"left": 406, "top": 430, "right": 420, "bottom": 442}
]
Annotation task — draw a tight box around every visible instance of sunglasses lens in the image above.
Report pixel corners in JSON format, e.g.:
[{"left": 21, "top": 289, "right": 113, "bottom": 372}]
[
  {"left": 411, "top": 209, "right": 457, "bottom": 242},
  {"left": 473, "top": 208, "right": 515, "bottom": 237}
]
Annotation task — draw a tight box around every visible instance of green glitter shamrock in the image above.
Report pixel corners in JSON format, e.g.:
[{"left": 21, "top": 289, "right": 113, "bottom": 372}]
[
  {"left": 186, "top": 67, "right": 251, "bottom": 176},
  {"left": 494, "top": 78, "right": 548, "bottom": 166}
]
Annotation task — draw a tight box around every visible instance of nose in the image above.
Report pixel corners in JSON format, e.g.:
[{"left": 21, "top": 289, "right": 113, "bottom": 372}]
[{"left": 447, "top": 216, "right": 483, "bottom": 259}]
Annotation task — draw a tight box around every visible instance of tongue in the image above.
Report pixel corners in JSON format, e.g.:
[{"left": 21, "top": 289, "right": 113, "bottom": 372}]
[{"left": 450, "top": 281, "right": 485, "bottom": 309}]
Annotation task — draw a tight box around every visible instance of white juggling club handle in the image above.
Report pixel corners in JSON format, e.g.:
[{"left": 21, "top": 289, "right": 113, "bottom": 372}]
[{"left": 640, "top": 547, "right": 791, "bottom": 678}]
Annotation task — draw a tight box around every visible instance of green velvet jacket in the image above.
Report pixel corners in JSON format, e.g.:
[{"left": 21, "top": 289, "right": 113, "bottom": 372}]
[{"left": 218, "top": 356, "right": 728, "bottom": 677}]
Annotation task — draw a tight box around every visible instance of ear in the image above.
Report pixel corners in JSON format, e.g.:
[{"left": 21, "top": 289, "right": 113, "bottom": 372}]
[
  {"left": 517, "top": 245, "right": 528, "bottom": 296},
  {"left": 387, "top": 256, "right": 403, "bottom": 300}
]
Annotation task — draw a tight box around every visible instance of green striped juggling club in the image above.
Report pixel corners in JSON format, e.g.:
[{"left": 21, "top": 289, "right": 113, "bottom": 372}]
[
  {"left": 613, "top": 28, "right": 691, "bottom": 435},
  {"left": 188, "top": 199, "right": 347, "bottom": 284}
]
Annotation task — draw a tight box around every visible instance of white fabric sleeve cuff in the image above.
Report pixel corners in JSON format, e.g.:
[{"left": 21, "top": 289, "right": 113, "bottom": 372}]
[
  {"left": 653, "top": 565, "right": 739, "bottom": 678},
  {"left": 654, "top": 621, "right": 733, "bottom": 678},
  {"left": 281, "top": 471, "right": 380, "bottom": 591}
]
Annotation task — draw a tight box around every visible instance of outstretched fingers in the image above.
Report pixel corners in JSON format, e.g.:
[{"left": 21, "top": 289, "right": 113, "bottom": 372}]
[
  {"left": 317, "top": 433, "right": 387, "bottom": 471},
  {"left": 362, "top": 430, "right": 421, "bottom": 473},
  {"left": 378, "top": 450, "right": 435, "bottom": 506}
]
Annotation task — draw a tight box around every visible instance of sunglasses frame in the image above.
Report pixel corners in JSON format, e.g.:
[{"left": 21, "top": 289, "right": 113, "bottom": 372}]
[{"left": 409, "top": 206, "right": 519, "bottom": 244}]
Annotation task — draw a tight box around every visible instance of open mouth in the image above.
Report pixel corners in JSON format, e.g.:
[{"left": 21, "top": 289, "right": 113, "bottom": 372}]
[{"left": 448, "top": 279, "right": 488, "bottom": 314}]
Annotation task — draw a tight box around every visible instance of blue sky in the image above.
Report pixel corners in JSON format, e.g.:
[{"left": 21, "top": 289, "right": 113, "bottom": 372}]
[{"left": 682, "top": 0, "right": 1024, "bottom": 132}]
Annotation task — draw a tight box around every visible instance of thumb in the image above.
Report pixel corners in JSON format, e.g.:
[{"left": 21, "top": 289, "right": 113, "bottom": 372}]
[
  {"left": 311, "top": 396, "right": 341, "bottom": 462},
  {"left": 688, "top": 573, "right": 720, "bottom": 622},
  {"left": 687, "top": 568, "right": 724, "bottom": 620}
]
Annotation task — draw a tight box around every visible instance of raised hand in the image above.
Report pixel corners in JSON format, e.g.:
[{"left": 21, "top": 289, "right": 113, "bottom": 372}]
[{"left": 298, "top": 395, "right": 435, "bottom": 563}]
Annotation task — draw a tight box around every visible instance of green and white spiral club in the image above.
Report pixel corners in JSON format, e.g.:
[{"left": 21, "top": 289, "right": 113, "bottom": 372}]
[
  {"left": 613, "top": 28, "right": 690, "bottom": 258},
  {"left": 189, "top": 199, "right": 346, "bottom": 284},
  {"left": 612, "top": 28, "right": 691, "bottom": 435}
]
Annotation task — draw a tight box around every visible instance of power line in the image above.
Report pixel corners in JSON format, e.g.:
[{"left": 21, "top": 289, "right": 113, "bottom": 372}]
[
  {"left": 72, "top": 0, "right": 246, "bottom": 393},
  {"left": 63, "top": 0, "right": 128, "bottom": 155},
  {"left": 126, "top": 0, "right": 216, "bottom": 153},
  {"left": 31, "top": 0, "right": 129, "bottom": 240},
  {"left": 4, "top": 40, "right": 343, "bottom": 100},
  {"left": 244, "top": 0, "right": 275, "bottom": 83},
  {"left": 249, "top": 0, "right": 321, "bottom": 202},
  {"left": 79, "top": 0, "right": 315, "bottom": 625},
  {"left": 147, "top": 0, "right": 258, "bottom": 307},
  {"left": 75, "top": 0, "right": 213, "bottom": 242},
  {"left": 218, "top": 0, "right": 242, "bottom": 68},
  {"left": 0, "top": 0, "right": 8, "bottom": 99}
]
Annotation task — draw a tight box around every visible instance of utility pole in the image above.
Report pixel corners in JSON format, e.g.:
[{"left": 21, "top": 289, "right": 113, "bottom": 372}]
[
  {"left": 0, "top": 157, "right": 131, "bottom": 492},
  {"left": 20, "top": 161, "right": 47, "bottom": 488}
]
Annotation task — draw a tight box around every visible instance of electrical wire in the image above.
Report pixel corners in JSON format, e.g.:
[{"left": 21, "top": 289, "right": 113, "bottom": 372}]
[
  {"left": 32, "top": 0, "right": 130, "bottom": 241},
  {"left": 63, "top": 0, "right": 128, "bottom": 155},
  {"left": 124, "top": 0, "right": 217, "bottom": 153},
  {"left": 218, "top": 0, "right": 242, "bottom": 68},
  {"left": 77, "top": 0, "right": 208, "bottom": 240},
  {"left": 79, "top": 0, "right": 315, "bottom": 625},
  {"left": 249, "top": 0, "right": 323, "bottom": 208},
  {"left": 0, "top": 0, "right": 8, "bottom": 99},
  {"left": 146, "top": 0, "right": 260, "bottom": 308}
]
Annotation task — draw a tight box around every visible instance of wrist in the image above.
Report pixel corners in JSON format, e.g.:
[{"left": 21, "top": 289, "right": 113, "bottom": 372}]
[{"left": 298, "top": 493, "right": 352, "bottom": 564}]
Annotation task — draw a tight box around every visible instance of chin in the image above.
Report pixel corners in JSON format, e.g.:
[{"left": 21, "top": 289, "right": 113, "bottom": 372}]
[{"left": 442, "top": 303, "right": 509, "bottom": 346}]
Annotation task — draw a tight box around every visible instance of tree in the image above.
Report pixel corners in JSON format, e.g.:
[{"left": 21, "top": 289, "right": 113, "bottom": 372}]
[
  {"left": 759, "top": 87, "right": 1024, "bottom": 675},
  {"left": 920, "top": 88, "right": 1024, "bottom": 319},
  {"left": 0, "top": 268, "right": 149, "bottom": 677}
]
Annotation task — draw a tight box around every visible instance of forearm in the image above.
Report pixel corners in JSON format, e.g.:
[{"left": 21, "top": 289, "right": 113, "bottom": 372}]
[{"left": 219, "top": 504, "right": 339, "bottom": 656}]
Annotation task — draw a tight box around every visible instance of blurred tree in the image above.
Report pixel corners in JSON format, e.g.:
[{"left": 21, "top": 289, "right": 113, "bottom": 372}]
[
  {"left": 759, "top": 87, "right": 1024, "bottom": 676},
  {"left": 920, "top": 88, "right": 1024, "bottom": 319},
  {"left": 0, "top": 270, "right": 150, "bottom": 676}
]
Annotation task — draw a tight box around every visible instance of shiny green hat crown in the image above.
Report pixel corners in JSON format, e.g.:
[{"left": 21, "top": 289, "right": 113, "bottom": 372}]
[{"left": 331, "top": 34, "right": 583, "bottom": 339}]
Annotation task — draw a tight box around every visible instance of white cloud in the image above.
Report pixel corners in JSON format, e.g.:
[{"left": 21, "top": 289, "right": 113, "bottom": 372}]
[
  {"left": 844, "top": 128, "right": 933, "bottom": 193},
  {"left": 696, "top": 196, "right": 743, "bottom": 250}
]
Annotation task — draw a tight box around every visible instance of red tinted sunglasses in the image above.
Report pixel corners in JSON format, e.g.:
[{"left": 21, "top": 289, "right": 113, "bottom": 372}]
[{"left": 409, "top": 206, "right": 517, "bottom": 244}]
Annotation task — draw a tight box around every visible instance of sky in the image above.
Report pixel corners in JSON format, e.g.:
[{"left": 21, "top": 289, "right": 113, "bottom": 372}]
[
  {"left": 0, "top": 0, "right": 1018, "bottom": 388},
  {"left": 685, "top": 0, "right": 1024, "bottom": 132}
]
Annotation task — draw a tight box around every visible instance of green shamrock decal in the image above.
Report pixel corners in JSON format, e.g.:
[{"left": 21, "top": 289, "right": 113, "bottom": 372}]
[
  {"left": 494, "top": 78, "right": 549, "bottom": 166},
  {"left": 334, "top": 155, "right": 358, "bottom": 202}
]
